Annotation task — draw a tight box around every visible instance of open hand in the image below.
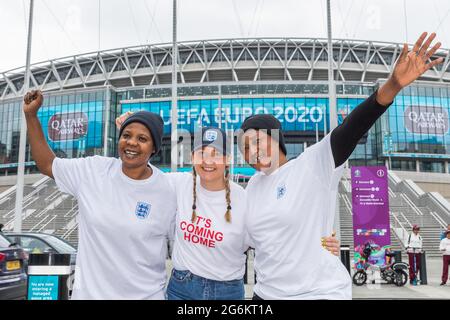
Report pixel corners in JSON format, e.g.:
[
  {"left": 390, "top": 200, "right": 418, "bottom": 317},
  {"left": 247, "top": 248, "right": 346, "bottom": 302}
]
[
  {"left": 391, "top": 32, "right": 444, "bottom": 89},
  {"left": 115, "top": 111, "right": 133, "bottom": 129}
]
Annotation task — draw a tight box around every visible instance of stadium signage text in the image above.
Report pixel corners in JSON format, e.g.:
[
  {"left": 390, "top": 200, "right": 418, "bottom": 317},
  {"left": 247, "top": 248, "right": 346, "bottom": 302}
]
[
  {"left": 404, "top": 105, "right": 449, "bottom": 135},
  {"left": 160, "top": 106, "right": 324, "bottom": 125},
  {"left": 48, "top": 112, "right": 88, "bottom": 141}
]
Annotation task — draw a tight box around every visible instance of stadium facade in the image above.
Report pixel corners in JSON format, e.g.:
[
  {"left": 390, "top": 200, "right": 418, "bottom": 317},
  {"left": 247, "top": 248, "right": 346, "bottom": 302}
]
[{"left": 1, "top": 37, "right": 450, "bottom": 176}]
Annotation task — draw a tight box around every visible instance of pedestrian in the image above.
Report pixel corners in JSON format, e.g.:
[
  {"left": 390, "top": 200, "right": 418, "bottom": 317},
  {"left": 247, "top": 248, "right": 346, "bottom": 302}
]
[
  {"left": 440, "top": 230, "right": 450, "bottom": 286},
  {"left": 406, "top": 225, "right": 423, "bottom": 285}
]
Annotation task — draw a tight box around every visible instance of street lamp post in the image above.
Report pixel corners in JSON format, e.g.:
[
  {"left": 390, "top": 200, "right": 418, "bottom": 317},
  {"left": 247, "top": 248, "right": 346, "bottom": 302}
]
[
  {"left": 326, "top": 0, "right": 341, "bottom": 240},
  {"left": 14, "top": 0, "right": 35, "bottom": 232},
  {"left": 171, "top": 0, "right": 178, "bottom": 172}
]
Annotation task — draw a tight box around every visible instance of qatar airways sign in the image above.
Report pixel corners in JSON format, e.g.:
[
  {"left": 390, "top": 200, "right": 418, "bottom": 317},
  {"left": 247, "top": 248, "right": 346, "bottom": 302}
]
[
  {"left": 404, "top": 105, "right": 449, "bottom": 135},
  {"left": 47, "top": 112, "right": 88, "bottom": 141}
]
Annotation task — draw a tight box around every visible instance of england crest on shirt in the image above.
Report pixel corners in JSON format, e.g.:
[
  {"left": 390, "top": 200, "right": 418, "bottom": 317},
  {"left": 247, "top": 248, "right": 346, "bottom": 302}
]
[
  {"left": 277, "top": 183, "right": 287, "bottom": 199},
  {"left": 135, "top": 202, "right": 151, "bottom": 219}
]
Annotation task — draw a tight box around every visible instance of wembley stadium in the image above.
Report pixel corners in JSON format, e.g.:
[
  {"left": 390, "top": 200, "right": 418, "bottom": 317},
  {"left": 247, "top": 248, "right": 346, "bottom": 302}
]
[
  {"left": 1, "top": 38, "right": 450, "bottom": 258},
  {"left": 1, "top": 37, "right": 450, "bottom": 175}
]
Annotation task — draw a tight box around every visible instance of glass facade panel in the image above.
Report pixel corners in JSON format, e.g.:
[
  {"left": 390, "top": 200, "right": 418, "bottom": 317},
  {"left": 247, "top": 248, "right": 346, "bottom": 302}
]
[
  {"left": 382, "top": 85, "right": 450, "bottom": 159},
  {"left": 0, "top": 89, "right": 110, "bottom": 175}
]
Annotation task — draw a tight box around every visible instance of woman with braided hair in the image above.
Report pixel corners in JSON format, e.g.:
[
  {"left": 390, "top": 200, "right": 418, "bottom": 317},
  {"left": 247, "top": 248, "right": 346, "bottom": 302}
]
[{"left": 164, "top": 126, "right": 247, "bottom": 300}]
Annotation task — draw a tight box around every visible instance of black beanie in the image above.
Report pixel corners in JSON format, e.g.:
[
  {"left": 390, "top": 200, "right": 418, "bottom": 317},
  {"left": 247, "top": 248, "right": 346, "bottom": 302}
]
[
  {"left": 119, "top": 111, "right": 164, "bottom": 157},
  {"left": 240, "top": 114, "right": 287, "bottom": 155}
]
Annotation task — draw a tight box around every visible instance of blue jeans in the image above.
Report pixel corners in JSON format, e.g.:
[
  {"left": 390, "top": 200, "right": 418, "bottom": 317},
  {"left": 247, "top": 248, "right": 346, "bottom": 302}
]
[{"left": 167, "top": 269, "right": 245, "bottom": 300}]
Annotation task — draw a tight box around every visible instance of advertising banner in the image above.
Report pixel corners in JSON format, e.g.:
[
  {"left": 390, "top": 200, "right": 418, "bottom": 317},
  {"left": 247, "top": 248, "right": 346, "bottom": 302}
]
[
  {"left": 37, "top": 102, "right": 104, "bottom": 151},
  {"left": 351, "top": 166, "right": 391, "bottom": 269}
]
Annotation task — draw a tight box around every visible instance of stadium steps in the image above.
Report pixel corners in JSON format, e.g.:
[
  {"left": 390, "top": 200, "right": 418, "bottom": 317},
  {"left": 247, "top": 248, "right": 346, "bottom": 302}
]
[
  {"left": 0, "top": 177, "right": 79, "bottom": 247},
  {"left": 2, "top": 171, "right": 450, "bottom": 254}
]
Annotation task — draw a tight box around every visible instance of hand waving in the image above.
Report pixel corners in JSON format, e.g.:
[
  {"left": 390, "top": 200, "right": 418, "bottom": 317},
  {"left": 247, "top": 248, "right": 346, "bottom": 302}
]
[{"left": 391, "top": 32, "right": 444, "bottom": 89}]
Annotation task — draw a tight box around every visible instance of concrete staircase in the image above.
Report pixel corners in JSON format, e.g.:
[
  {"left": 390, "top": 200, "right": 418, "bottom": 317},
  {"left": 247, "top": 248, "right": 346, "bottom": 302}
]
[
  {"left": 0, "top": 177, "right": 79, "bottom": 248},
  {"left": 2, "top": 170, "right": 450, "bottom": 255}
]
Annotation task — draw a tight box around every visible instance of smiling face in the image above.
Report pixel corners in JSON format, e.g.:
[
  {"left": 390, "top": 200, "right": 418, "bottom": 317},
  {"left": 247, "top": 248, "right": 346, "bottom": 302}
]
[
  {"left": 118, "top": 122, "right": 155, "bottom": 169},
  {"left": 192, "top": 146, "right": 228, "bottom": 184},
  {"left": 241, "top": 129, "right": 280, "bottom": 172}
]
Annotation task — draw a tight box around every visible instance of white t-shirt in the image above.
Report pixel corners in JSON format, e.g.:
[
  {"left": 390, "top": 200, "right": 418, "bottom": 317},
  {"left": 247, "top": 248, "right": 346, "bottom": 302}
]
[
  {"left": 167, "top": 172, "right": 249, "bottom": 281},
  {"left": 245, "top": 133, "right": 352, "bottom": 300},
  {"left": 440, "top": 238, "right": 450, "bottom": 255},
  {"left": 407, "top": 233, "right": 423, "bottom": 250},
  {"left": 52, "top": 156, "right": 177, "bottom": 300}
]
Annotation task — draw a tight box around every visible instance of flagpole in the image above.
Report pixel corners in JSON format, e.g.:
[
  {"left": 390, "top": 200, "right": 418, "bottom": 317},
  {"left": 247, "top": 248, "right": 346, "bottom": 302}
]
[{"left": 14, "top": 0, "right": 35, "bottom": 232}]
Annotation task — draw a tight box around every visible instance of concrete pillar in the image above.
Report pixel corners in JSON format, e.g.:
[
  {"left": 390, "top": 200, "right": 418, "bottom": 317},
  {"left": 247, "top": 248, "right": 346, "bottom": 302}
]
[{"left": 416, "top": 160, "right": 420, "bottom": 172}]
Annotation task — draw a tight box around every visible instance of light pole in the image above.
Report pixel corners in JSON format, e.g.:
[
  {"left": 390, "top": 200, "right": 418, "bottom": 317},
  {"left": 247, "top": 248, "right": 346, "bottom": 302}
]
[
  {"left": 171, "top": 0, "right": 178, "bottom": 172},
  {"left": 326, "top": 0, "right": 341, "bottom": 240},
  {"left": 14, "top": 0, "right": 35, "bottom": 232}
]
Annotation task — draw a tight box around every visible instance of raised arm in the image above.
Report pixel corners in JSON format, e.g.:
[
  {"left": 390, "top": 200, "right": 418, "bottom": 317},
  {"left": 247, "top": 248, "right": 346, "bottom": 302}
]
[
  {"left": 23, "top": 90, "right": 56, "bottom": 178},
  {"left": 331, "top": 32, "right": 444, "bottom": 167}
]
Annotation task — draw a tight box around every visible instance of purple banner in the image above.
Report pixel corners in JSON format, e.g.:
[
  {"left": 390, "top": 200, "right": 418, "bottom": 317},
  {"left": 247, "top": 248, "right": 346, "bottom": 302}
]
[{"left": 351, "top": 166, "right": 391, "bottom": 269}]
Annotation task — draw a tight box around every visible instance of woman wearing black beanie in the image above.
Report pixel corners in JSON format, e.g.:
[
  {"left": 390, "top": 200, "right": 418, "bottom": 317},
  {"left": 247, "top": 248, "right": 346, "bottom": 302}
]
[
  {"left": 22, "top": 95, "right": 177, "bottom": 300},
  {"left": 239, "top": 32, "right": 443, "bottom": 300}
]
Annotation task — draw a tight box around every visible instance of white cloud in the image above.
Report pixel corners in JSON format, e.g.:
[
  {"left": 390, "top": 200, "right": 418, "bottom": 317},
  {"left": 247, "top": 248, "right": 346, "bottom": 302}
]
[{"left": 1, "top": 0, "right": 449, "bottom": 72}]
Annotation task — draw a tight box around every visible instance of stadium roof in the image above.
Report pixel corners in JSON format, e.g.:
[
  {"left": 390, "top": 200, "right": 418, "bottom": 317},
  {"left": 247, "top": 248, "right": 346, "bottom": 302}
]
[{"left": 1, "top": 37, "right": 449, "bottom": 100}]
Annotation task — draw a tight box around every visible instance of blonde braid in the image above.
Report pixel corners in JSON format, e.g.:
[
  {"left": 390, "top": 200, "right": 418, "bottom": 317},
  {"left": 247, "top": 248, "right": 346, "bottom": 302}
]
[
  {"left": 191, "top": 168, "right": 198, "bottom": 223},
  {"left": 224, "top": 167, "right": 232, "bottom": 223}
]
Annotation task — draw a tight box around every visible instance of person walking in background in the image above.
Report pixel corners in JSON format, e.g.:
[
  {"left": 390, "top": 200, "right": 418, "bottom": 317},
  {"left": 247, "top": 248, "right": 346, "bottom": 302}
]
[
  {"left": 440, "top": 231, "right": 450, "bottom": 286},
  {"left": 406, "top": 225, "right": 423, "bottom": 285}
]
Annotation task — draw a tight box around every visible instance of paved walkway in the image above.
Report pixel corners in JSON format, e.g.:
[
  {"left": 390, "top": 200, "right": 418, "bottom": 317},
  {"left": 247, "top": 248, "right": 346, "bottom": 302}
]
[
  {"left": 352, "top": 258, "right": 450, "bottom": 299},
  {"left": 167, "top": 257, "right": 450, "bottom": 299}
]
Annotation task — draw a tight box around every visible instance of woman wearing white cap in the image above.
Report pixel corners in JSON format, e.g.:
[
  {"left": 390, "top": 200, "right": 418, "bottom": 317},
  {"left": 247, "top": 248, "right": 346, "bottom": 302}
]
[{"left": 164, "top": 126, "right": 248, "bottom": 300}]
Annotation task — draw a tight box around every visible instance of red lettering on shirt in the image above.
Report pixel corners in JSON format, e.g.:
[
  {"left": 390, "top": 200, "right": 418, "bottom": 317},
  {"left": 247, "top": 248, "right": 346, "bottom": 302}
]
[{"left": 179, "top": 215, "right": 223, "bottom": 249}]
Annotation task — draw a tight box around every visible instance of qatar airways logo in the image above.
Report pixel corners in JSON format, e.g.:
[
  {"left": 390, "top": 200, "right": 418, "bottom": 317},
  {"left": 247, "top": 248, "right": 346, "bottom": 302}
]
[
  {"left": 404, "top": 106, "right": 449, "bottom": 135},
  {"left": 48, "top": 112, "right": 88, "bottom": 141}
]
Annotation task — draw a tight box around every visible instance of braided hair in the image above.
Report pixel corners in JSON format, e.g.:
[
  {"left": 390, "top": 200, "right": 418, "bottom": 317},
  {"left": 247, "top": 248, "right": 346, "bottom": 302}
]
[{"left": 191, "top": 166, "right": 232, "bottom": 223}]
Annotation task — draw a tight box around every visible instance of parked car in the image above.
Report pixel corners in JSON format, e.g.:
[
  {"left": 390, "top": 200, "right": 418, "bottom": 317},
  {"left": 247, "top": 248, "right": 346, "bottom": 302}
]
[
  {"left": 0, "top": 233, "right": 27, "bottom": 300},
  {"left": 4, "top": 232, "right": 77, "bottom": 295},
  {"left": 5, "top": 232, "right": 76, "bottom": 262}
]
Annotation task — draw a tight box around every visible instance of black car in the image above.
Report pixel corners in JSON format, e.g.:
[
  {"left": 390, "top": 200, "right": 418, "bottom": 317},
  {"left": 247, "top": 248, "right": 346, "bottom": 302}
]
[{"left": 0, "top": 233, "right": 27, "bottom": 300}]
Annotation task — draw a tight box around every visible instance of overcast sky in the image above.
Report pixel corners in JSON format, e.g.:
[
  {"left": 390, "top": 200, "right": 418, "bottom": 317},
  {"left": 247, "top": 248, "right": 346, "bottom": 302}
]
[{"left": 1, "top": 0, "right": 450, "bottom": 73}]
